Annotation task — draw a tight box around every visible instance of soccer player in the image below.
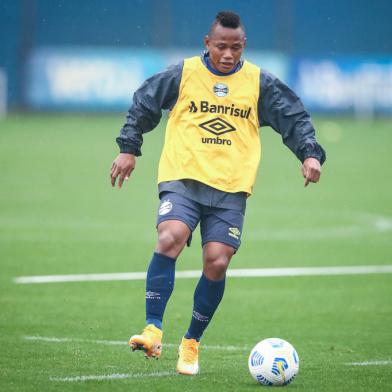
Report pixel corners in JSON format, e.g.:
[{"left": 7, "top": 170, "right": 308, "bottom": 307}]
[{"left": 110, "top": 11, "right": 325, "bottom": 375}]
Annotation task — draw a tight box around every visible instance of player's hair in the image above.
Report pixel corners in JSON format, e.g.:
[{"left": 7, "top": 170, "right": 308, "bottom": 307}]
[{"left": 208, "top": 11, "right": 245, "bottom": 36}]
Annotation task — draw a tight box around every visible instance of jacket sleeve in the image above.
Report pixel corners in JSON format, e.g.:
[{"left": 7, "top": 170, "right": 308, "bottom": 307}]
[
  {"left": 116, "top": 62, "right": 184, "bottom": 156},
  {"left": 257, "top": 70, "right": 326, "bottom": 165}
]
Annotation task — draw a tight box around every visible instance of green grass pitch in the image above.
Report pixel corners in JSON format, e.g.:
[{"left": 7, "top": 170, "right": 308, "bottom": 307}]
[{"left": 0, "top": 114, "right": 391, "bottom": 391}]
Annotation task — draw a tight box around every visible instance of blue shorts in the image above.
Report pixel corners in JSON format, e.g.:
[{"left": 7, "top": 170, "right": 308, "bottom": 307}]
[{"left": 156, "top": 192, "right": 245, "bottom": 251}]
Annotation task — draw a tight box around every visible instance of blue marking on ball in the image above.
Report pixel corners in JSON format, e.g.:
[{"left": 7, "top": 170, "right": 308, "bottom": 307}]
[
  {"left": 293, "top": 349, "right": 299, "bottom": 364},
  {"left": 271, "top": 357, "right": 289, "bottom": 376},
  {"left": 256, "top": 374, "right": 273, "bottom": 386},
  {"left": 250, "top": 350, "right": 264, "bottom": 367}
]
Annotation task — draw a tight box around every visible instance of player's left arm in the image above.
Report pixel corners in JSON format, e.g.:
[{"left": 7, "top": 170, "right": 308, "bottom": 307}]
[{"left": 258, "top": 70, "right": 326, "bottom": 187}]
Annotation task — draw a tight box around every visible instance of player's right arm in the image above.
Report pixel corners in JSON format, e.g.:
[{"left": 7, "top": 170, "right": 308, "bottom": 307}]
[{"left": 111, "top": 62, "right": 183, "bottom": 188}]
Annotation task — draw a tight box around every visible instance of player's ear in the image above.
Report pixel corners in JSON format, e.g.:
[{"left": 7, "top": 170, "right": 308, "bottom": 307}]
[
  {"left": 204, "top": 35, "right": 210, "bottom": 50},
  {"left": 243, "top": 36, "right": 247, "bottom": 48}
]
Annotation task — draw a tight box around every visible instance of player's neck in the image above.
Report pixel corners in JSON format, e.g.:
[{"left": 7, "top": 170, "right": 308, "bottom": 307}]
[{"left": 202, "top": 52, "right": 243, "bottom": 76}]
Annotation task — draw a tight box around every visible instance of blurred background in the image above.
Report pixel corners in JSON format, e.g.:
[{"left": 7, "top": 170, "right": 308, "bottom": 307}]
[{"left": 1, "top": 0, "right": 392, "bottom": 116}]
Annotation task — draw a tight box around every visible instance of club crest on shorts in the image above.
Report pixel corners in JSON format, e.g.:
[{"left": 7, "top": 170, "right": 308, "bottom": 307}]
[
  {"left": 159, "top": 200, "right": 173, "bottom": 215},
  {"left": 213, "top": 83, "right": 229, "bottom": 97}
]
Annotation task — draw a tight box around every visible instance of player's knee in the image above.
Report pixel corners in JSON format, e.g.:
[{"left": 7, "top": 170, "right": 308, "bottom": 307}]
[
  {"left": 203, "top": 253, "right": 231, "bottom": 280},
  {"left": 156, "top": 228, "right": 185, "bottom": 258}
]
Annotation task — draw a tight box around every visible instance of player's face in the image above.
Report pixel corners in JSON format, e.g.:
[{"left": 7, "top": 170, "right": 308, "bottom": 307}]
[{"left": 204, "top": 24, "right": 246, "bottom": 73}]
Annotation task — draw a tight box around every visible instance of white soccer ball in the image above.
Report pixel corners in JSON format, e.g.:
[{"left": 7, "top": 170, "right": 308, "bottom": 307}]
[{"left": 248, "top": 338, "right": 299, "bottom": 386}]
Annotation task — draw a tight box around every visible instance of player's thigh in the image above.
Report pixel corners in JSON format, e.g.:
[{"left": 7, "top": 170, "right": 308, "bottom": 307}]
[
  {"left": 200, "top": 207, "right": 245, "bottom": 252},
  {"left": 156, "top": 192, "right": 201, "bottom": 256}
]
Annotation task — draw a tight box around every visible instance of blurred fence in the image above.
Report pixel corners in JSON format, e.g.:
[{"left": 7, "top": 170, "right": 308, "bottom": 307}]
[{"left": 1, "top": 0, "right": 392, "bottom": 115}]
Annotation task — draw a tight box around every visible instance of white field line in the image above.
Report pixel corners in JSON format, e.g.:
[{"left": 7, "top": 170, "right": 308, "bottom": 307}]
[
  {"left": 50, "top": 371, "right": 176, "bottom": 382},
  {"left": 23, "top": 336, "right": 392, "bottom": 365},
  {"left": 50, "top": 360, "right": 392, "bottom": 382},
  {"left": 346, "top": 360, "right": 392, "bottom": 366},
  {"left": 14, "top": 265, "right": 392, "bottom": 284},
  {"left": 23, "top": 335, "right": 248, "bottom": 351}
]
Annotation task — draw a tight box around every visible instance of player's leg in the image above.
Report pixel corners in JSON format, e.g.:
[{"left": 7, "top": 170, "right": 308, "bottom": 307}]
[
  {"left": 129, "top": 220, "right": 189, "bottom": 358},
  {"left": 129, "top": 192, "right": 201, "bottom": 358},
  {"left": 177, "top": 207, "right": 243, "bottom": 374},
  {"left": 177, "top": 242, "right": 234, "bottom": 375},
  {"left": 185, "top": 242, "right": 234, "bottom": 340},
  {"left": 145, "top": 219, "right": 190, "bottom": 331}
]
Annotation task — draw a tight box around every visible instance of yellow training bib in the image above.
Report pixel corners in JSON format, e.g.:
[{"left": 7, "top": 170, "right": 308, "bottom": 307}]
[{"left": 158, "top": 56, "right": 261, "bottom": 194}]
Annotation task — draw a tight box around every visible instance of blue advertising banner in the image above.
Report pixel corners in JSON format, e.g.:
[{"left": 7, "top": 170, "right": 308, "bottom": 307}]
[
  {"left": 25, "top": 48, "right": 288, "bottom": 111},
  {"left": 290, "top": 58, "right": 392, "bottom": 115},
  {"left": 26, "top": 48, "right": 169, "bottom": 110}
]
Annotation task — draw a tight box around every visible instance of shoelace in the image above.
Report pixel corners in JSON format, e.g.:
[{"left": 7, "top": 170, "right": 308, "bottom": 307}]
[{"left": 181, "top": 343, "right": 198, "bottom": 363}]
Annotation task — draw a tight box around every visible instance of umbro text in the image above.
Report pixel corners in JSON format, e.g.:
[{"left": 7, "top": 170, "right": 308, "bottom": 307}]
[{"left": 201, "top": 136, "right": 232, "bottom": 145}]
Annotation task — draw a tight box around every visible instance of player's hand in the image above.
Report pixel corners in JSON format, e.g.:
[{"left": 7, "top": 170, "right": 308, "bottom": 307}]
[
  {"left": 110, "top": 153, "right": 136, "bottom": 188},
  {"left": 301, "top": 157, "right": 321, "bottom": 187}
]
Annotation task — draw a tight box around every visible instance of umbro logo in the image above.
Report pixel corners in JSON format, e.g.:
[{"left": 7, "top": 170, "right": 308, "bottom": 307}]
[
  {"left": 199, "top": 117, "right": 235, "bottom": 146},
  {"left": 192, "top": 311, "right": 209, "bottom": 322},
  {"left": 199, "top": 117, "right": 236, "bottom": 136},
  {"left": 145, "top": 291, "right": 161, "bottom": 300},
  {"left": 228, "top": 227, "right": 241, "bottom": 240}
]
